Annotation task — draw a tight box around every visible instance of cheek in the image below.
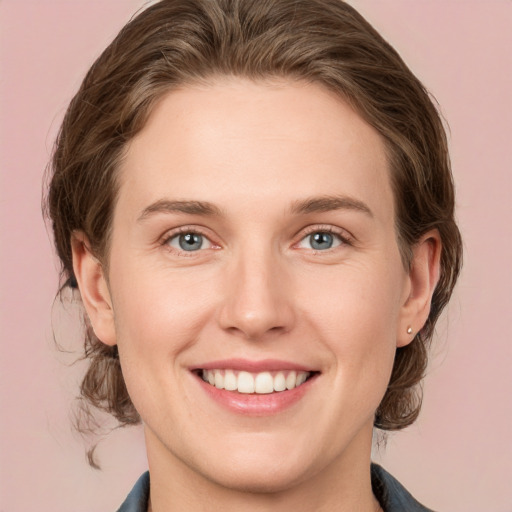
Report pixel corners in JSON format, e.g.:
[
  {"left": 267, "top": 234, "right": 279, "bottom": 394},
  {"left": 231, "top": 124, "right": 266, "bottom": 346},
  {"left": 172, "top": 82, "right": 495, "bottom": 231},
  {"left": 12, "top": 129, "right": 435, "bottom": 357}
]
[
  {"left": 108, "top": 267, "right": 216, "bottom": 421},
  {"left": 298, "top": 259, "right": 404, "bottom": 336},
  {"left": 111, "top": 269, "right": 214, "bottom": 351},
  {"left": 297, "top": 260, "right": 404, "bottom": 383}
]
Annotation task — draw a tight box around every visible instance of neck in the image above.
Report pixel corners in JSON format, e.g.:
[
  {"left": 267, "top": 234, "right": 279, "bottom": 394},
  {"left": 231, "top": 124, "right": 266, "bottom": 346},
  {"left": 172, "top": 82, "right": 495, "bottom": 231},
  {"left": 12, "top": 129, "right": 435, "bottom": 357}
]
[{"left": 145, "top": 424, "right": 381, "bottom": 512}]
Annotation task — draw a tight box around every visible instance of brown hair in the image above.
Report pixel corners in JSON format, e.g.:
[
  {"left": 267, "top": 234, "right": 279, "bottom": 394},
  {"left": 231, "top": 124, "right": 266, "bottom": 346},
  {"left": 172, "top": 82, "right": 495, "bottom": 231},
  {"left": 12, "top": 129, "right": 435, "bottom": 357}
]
[{"left": 45, "top": 0, "right": 462, "bottom": 441}]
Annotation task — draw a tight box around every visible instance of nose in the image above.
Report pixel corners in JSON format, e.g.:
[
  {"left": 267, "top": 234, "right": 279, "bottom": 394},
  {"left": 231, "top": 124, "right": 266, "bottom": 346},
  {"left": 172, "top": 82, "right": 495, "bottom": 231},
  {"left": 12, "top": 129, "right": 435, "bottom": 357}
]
[{"left": 217, "top": 247, "right": 296, "bottom": 341}]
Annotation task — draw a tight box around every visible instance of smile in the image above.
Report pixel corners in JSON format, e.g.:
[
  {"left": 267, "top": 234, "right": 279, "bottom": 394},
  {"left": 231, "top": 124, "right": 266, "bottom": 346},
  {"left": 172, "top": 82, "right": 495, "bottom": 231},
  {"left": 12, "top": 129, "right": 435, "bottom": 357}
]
[
  {"left": 201, "top": 369, "right": 311, "bottom": 394},
  {"left": 192, "top": 359, "right": 319, "bottom": 415}
]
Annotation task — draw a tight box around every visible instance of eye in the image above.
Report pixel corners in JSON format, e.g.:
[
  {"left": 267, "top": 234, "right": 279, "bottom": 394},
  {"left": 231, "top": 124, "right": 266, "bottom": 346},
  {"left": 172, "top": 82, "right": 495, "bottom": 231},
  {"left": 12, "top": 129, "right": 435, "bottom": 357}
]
[
  {"left": 166, "top": 231, "right": 213, "bottom": 252},
  {"left": 297, "top": 230, "right": 344, "bottom": 251}
]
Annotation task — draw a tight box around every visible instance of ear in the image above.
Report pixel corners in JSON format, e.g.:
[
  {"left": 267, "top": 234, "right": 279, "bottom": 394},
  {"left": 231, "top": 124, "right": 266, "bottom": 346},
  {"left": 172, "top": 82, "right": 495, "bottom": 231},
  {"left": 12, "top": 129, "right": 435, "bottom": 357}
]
[
  {"left": 71, "top": 231, "right": 117, "bottom": 346},
  {"left": 397, "top": 229, "right": 442, "bottom": 347}
]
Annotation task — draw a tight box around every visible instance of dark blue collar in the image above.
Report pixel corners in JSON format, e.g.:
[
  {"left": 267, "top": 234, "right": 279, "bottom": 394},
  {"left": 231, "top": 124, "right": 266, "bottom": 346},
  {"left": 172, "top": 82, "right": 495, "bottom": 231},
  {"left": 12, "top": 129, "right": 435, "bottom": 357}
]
[
  {"left": 116, "top": 471, "right": 149, "bottom": 512},
  {"left": 371, "top": 464, "right": 434, "bottom": 511}
]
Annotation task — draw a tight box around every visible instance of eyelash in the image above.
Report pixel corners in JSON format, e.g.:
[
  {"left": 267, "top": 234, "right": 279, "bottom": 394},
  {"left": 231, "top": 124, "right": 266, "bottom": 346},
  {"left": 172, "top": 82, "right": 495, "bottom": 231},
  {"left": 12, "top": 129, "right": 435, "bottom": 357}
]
[
  {"left": 297, "top": 225, "right": 353, "bottom": 252},
  {"left": 160, "top": 226, "right": 217, "bottom": 257},
  {"left": 160, "top": 224, "right": 353, "bottom": 256}
]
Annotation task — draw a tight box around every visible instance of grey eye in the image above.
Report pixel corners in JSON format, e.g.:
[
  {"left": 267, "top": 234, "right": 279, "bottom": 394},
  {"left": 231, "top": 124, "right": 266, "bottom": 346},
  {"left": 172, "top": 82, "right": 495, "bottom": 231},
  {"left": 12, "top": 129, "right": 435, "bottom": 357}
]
[
  {"left": 297, "top": 231, "right": 342, "bottom": 251},
  {"left": 179, "top": 233, "right": 203, "bottom": 250},
  {"left": 310, "top": 232, "right": 334, "bottom": 250},
  {"left": 168, "top": 232, "right": 210, "bottom": 251}
]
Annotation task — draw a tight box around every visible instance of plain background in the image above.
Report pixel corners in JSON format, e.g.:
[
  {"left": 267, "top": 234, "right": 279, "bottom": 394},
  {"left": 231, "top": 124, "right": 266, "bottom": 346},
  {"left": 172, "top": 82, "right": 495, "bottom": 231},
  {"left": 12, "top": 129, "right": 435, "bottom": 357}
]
[{"left": 0, "top": 1, "right": 511, "bottom": 511}]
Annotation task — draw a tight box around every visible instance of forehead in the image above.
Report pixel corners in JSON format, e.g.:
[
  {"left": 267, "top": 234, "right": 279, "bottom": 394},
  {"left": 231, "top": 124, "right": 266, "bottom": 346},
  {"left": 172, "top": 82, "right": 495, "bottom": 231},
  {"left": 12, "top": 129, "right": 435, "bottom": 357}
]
[{"left": 117, "top": 78, "right": 393, "bottom": 224}]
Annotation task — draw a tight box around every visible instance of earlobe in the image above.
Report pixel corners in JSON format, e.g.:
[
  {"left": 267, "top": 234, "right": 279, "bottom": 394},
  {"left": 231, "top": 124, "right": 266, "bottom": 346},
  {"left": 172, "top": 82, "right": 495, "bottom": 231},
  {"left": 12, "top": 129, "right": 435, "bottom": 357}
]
[
  {"left": 397, "top": 230, "right": 441, "bottom": 347},
  {"left": 71, "top": 231, "right": 117, "bottom": 346}
]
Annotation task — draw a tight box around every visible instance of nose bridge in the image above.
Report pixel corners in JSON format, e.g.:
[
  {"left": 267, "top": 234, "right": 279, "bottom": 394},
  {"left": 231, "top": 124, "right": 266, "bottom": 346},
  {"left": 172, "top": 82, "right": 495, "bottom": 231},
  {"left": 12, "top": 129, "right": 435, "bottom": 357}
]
[{"left": 218, "top": 240, "right": 294, "bottom": 340}]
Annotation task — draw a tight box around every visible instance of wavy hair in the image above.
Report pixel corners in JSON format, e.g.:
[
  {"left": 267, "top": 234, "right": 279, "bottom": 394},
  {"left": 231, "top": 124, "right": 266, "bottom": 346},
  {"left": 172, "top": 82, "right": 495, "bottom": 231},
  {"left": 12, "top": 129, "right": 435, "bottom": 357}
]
[{"left": 45, "top": 0, "right": 462, "bottom": 459}]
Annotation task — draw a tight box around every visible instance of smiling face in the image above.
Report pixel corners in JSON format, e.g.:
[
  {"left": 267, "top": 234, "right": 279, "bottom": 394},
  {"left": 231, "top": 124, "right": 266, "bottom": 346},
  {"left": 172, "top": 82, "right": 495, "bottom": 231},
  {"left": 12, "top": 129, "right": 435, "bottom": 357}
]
[{"left": 73, "top": 78, "right": 433, "bottom": 503}]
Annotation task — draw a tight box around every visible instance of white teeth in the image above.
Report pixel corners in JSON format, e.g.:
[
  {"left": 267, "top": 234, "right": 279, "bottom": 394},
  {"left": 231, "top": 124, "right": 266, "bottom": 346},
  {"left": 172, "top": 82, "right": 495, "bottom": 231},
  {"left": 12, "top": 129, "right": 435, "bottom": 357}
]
[
  {"left": 274, "top": 372, "right": 286, "bottom": 392},
  {"left": 224, "top": 369, "right": 237, "bottom": 391},
  {"left": 214, "top": 371, "right": 224, "bottom": 389},
  {"left": 296, "top": 372, "right": 307, "bottom": 386},
  {"left": 286, "top": 371, "right": 297, "bottom": 390},
  {"left": 254, "top": 372, "right": 274, "bottom": 394},
  {"left": 201, "top": 369, "right": 311, "bottom": 394},
  {"left": 237, "top": 371, "right": 255, "bottom": 393}
]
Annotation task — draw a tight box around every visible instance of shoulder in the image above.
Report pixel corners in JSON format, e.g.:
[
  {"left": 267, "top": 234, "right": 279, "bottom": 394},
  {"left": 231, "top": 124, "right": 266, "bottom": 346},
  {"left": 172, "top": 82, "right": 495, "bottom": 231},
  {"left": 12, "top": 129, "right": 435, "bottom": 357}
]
[
  {"left": 371, "top": 463, "right": 435, "bottom": 512},
  {"left": 116, "top": 471, "right": 150, "bottom": 512}
]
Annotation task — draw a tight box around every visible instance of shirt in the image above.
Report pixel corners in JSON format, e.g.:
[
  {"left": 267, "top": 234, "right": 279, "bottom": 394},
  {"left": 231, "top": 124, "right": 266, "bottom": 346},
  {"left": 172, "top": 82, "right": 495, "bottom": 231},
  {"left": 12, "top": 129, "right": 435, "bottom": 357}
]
[{"left": 116, "top": 463, "right": 434, "bottom": 511}]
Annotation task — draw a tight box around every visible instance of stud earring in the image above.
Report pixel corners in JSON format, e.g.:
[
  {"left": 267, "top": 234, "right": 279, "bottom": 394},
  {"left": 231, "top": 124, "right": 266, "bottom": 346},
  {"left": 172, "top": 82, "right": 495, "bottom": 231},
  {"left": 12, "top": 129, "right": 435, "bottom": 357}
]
[{"left": 407, "top": 326, "right": 413, "bottom": 334}]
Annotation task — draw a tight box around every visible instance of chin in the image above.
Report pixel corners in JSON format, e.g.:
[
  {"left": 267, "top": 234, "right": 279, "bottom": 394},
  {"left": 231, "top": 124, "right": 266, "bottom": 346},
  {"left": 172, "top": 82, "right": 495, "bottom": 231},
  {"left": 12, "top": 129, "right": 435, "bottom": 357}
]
[
  {"left": 202, "top": 458, "right": 313, "bottom": 495},
  {"left": 190, "top": 437, "right": 323, "bottom": 495}
]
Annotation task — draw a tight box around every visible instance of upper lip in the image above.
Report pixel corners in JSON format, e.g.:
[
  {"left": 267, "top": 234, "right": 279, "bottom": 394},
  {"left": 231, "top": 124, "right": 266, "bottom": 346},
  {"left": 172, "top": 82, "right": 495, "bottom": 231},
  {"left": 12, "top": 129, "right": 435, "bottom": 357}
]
[{"left": 191, "top": 358, "right": 317, "bottom": 373}]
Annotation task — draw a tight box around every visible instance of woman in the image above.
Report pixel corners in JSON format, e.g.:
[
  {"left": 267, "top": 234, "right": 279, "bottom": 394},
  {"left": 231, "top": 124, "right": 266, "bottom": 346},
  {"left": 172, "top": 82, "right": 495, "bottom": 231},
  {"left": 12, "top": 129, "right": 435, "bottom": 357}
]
[{"left": 45, "top": 0, "right": 462, "bottom": 510}]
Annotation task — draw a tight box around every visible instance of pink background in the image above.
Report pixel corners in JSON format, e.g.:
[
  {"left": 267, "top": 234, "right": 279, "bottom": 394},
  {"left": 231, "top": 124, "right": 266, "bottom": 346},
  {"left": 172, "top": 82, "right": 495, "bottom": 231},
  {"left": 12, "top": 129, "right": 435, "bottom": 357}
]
[{"left": 1, "top": 1, "right": 510, "bottom": 510}]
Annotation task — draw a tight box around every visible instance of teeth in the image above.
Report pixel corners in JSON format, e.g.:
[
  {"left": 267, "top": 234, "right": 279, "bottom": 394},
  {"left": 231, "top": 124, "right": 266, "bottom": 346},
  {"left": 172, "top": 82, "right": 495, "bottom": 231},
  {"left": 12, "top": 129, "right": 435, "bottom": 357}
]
[
  {"left": 286, "top": 371, "right": 297, "bottom": 390},
  {"left": 237, "top": 371, "right": 255, "bottom": 393},
  {"left": 224, "top": 370, "right": 237, "bottom": 391},
  {"left": 296, "top": 372, "right": 307, "bottom": 386},
  {"left": 274, "top": 372, "right": 286, "bottom": 392},
  {"left": 214, "top": 371, "right": 224, "bottom": 389},
  {"left": 201, "top": 369, "right": 311, "bottom": 394},
  {"left": 254, "top": 372, "right": 273, "bottom": 394}
]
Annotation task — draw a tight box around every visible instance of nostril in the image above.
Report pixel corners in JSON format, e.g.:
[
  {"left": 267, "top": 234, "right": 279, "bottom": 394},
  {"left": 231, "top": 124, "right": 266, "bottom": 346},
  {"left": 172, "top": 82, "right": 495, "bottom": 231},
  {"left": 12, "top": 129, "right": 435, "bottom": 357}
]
[{"left": 217, "top": 275, "right": 296, "bottom": 339}]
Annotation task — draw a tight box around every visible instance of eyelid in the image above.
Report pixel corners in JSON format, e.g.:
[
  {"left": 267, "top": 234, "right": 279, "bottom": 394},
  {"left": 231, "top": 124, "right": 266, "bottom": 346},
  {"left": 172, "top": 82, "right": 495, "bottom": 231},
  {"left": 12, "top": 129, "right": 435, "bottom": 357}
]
[
  {"left": 158, "top": 223, "right": 353, "bottom": 256},
  {"left": 294, "top": 224, "right": 354, "bottom": 249},
  {"left": 160, "top": 226, "right": 220, "bottom": 255}
]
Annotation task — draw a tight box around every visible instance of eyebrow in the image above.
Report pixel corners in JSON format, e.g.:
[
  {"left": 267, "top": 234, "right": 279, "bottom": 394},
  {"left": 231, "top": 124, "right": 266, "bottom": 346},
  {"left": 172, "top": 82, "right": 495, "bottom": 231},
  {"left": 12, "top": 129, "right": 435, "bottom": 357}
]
[
  {"left": 137, "top": 194, "right": 373, "bottom": 222},
  {"left": 290, "top": 195, "right": 373, "bottom": 217},
  {"left": 137, "top": 199, "right": 223, "bottom": 221}
]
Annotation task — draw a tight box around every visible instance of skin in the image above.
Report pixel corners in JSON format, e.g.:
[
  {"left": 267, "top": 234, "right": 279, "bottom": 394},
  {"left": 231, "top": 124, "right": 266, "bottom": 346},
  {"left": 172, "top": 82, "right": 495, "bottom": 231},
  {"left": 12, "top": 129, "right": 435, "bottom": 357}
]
[{"left": 72, "top": 78, "right": 440, "bottom": 511}]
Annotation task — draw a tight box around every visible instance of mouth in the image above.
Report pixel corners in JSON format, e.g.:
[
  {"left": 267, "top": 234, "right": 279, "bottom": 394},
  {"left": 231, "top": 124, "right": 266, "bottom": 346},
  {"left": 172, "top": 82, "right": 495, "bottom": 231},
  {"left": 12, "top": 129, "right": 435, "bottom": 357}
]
[
  {"left": 196, "top": 369, "right": 317, "bottom": 394},
  {"left": 190, "top": 359, "right": 320, "bottom": 415}
]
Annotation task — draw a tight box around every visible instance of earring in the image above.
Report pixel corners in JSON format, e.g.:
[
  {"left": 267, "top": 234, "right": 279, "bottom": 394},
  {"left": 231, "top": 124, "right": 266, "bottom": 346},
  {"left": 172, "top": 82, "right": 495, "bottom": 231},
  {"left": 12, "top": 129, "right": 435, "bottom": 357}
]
[{"left": 407, "top": 326, "right": 413, "bottom": 334}]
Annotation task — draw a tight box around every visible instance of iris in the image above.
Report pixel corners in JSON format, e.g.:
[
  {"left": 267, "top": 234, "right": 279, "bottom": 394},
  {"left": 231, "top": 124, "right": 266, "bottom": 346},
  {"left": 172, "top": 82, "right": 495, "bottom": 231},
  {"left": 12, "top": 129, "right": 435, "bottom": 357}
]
[
  {"left": 310, "top": 232, "right": 334, "bottom": 250},
  {"left": 179, "top": 233, "right": 203, "bottom": 251}
]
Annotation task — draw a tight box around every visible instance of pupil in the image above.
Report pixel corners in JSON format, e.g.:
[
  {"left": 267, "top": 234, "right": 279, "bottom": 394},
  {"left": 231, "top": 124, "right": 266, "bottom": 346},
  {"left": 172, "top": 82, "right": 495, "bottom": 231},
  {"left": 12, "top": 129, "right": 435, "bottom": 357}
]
[
  {"left": 311, "top": 232, "right": 333, "bottom": 250},
  {"left": 179, "top": 233, "right": 202, "bottom": 251}
]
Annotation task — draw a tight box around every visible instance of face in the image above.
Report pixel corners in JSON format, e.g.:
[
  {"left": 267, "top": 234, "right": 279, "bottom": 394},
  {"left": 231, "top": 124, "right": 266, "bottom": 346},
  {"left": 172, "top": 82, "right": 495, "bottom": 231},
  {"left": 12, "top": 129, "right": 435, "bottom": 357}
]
[{"left": 86, "top": 79, "right": 418, "bottom": 492}]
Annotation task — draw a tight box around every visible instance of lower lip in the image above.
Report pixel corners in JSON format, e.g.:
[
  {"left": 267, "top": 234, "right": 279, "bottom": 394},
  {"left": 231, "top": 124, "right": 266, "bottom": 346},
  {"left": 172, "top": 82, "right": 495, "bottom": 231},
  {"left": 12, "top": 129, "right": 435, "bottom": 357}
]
[{"left": 194, "top": 373, "right": 318, "bottom": 416}]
